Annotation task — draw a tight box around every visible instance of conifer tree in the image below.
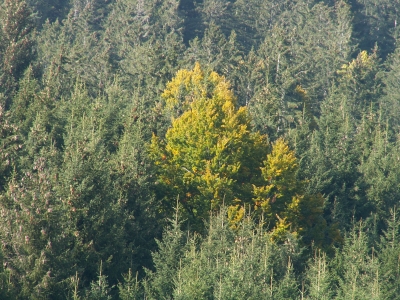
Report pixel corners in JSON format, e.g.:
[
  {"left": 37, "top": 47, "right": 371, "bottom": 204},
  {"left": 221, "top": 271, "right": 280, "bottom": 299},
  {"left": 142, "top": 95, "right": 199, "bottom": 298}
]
[
  {"left": 34, "top": 0, "right": 116, "bottom": 99},
  {"left": 183, "top": 24, "right": 246, "bottom": 105},
  {"left": 350, "top": 0, "right": 400, "bottom": 59},
  {"left": 0, "top": 103, "right": 21, "bottom": 192},
  {"left": 54, "top": 84, "right": 128, "bottom": 287},
  {"left": 108, "top": 87, "right": 162, "bottom": 274},
  {"left": 247, "top": 0, "right": 353, "bottom": 137},
  {"left": 304, "top": 249, "right": 334, "bottom": 299},
  {"left": 7, "top": 66, "right": 66, "bottom": 181},
  {"left": 293, "top": 86, "right": 362, "bottom": 229},
  {"left": 0, "top": 117, "right": 68, "bottom": 298},
  {"left": 143, "top": 206, "right": 187, "bottom": 299},
  {"left": 355, "top": 111, "right": 400, "bottom": 223},
  {"left": 0, "top": 0, "right": 36, "bottom": 106},
  {"left": 336, "top": 50, "right": 382, "bottom": 118},
  {"left": 197, "top": 0, "right": 233, "bottom": 38},
  {"left": 84, "top": 263, "right": 112, "bottom": 300},
  {"left": 35, "top": 20, "right": 70, "bottom": 98},
  {"left": 118, "top": 269, "right": 142, "bottom": 300},
  {"left": 381, "top": 44, "right": 400, "bottom": 131},
  {"left": 232, "top": 0, "right": 293, "bottom": 49},
  {"left": 377, "top": 208, "right": 400, "bottom": 298},
  {"left": 292, "top": 50, "right": 383, "bottom": 230},
  {"left": 8, "top": 67, "right": 41, "bottom": 138},
  {"left": 27, "top": 0, "right": 71, "bottom": 25},
  {"left": 145, "top": 208, "right": 303, "bottom": 300},
  {"left": 105, "top": 0, "right": 185, "bottom": 93},
  {"left": 333, "top": 222, "right": 381, "bottom": 299}
]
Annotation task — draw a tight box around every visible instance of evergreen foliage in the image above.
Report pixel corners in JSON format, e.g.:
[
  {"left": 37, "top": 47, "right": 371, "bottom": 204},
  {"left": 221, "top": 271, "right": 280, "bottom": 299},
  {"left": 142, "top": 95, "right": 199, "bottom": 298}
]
[
  {"left": 144, "top": 208, "right": 303, "bottom": 300},
  {"left": 0, "top": 0, "right": 399, "bottom": 298},
  {"left": 0, "top": 0, "right": 36, "bottom": 106}
]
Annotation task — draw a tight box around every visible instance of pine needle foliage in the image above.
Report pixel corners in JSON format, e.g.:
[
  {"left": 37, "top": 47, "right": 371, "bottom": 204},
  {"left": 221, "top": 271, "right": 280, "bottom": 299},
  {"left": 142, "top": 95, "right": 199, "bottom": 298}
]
[{"left": 144, "top": 207, "right": 302, "bottom": 300}]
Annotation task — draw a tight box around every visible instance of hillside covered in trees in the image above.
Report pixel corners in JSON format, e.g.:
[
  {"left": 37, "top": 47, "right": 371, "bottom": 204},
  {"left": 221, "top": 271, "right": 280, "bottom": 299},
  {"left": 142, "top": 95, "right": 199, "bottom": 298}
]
[{"left": 1, "top": 0, "right": 400, "bottom": 298}]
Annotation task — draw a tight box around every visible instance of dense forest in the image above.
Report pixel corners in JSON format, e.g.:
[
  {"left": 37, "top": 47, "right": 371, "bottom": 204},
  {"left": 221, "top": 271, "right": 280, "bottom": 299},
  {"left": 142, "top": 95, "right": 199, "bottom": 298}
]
[{"left": 1, "top": 0, "right": 400, "bottom": 298}]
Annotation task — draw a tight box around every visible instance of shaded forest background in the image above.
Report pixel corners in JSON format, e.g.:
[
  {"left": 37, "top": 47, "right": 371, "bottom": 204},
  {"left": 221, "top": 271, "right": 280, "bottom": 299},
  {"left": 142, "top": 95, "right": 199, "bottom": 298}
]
[{"left": 1, "top": 0, "right": 400, "bottom": 298}]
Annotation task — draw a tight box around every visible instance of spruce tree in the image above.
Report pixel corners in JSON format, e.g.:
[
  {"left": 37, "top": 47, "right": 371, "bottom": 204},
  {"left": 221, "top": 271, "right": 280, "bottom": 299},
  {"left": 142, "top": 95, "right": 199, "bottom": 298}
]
[
  {"left": 377, "top": 208, "right": 400, "bottom": 298},
  {"left": 304, "top": 249, "right": 334, "bottom": 299},
  {"left": 183, "top": 24, "right": 246, "bottom": 105},
  {"left": 145, "top": 208, "right": 303, "bottom": 300},
  {"left": 247, "top": 0, "right": 353, "bottom": 137},
  {"left": 381, "top": 44, "right": 400, "bottom": 131},
  {"left": 333, "top": 222, "right": 381, "bottom": 299},
  {"left": 0, "top": 0, "right": 36, "bottom": 107},
  {"left": 349, "top": 0, "right": 400, "bottom": 59},
  {"left": 54, "top": 84, "right": 128, "bottom": 287},
  {"left": 143, "top": 206, "right": 187, "bottom": 300},
  {"left": 27, "top": 0, "right": 71, "bottom": 25},
  {"left": 0, "top": 115, "right": 68, "bottom": 298}
]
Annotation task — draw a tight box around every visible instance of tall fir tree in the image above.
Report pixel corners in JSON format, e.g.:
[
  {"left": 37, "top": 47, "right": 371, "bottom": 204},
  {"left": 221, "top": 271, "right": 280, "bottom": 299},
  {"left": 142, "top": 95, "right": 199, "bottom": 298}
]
[{"left": 0, "top": 0, "right": 36, "bottom": 107}]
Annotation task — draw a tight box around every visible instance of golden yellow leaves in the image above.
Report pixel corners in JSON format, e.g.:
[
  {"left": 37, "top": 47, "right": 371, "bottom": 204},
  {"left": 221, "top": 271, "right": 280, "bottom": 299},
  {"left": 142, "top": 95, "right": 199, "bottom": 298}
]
[
  {"left": 162, "top": 62, "right": 235, "bottom": 113},
  {"left": 228, "top": 205, "right": 245, "bottom": 229},
  {"left": 151, "top": 63, "right": 331, "bottom": 245},
  {"left": 252, "top": 138, "right": 329, "bottom": 243},
  {"left": 263, "top": 138, "right": 297, "bottom": 181},
  {"left": 253, "top": 138, "right": 298, "bottom": 213},
  {"left": 338, "top": 50, "right": 377, "bottom": 79},
  {"left": 270, "top": 215, "right": 293, "bottom": 242},
  {"left": 151, "top": 63, "right": 265, "bottom": 222}
]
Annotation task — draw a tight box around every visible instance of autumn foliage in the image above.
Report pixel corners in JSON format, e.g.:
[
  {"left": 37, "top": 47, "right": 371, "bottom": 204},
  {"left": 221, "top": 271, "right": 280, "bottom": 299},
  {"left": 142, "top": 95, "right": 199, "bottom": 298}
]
[{"left": 151, "top": 63, "right": 335, "bottom": 245}]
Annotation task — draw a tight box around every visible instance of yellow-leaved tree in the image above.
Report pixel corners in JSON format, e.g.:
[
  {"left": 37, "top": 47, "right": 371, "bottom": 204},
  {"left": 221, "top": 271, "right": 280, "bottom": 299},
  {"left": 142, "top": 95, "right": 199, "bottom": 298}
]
[
  {"left": 151, "top": 63, "right": 339, "bottom": 246},
  {"left": 253, "top": 138, "right": 340, "bottom": 246},
  {"left": 150, "top": 63, "right": 267, "bottom": 226}
]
